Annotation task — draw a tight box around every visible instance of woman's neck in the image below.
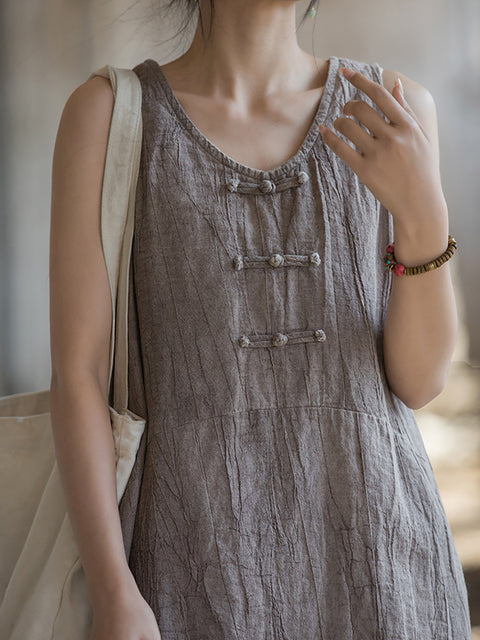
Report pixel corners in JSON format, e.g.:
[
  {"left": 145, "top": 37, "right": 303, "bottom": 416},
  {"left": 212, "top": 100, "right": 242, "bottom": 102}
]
[{"left": 163, "top": 0, "right": 322, "bottom": 104}]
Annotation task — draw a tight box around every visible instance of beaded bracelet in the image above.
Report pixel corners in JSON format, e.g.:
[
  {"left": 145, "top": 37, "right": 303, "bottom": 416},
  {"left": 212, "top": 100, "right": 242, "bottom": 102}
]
[{"left": 383, "top": 234, "right": 458, "bottom": 276}]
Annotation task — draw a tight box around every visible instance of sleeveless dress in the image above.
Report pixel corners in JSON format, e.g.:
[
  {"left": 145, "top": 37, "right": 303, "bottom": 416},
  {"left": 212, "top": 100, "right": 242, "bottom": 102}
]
[{"left": 117, "top": 55, "right": 471, "bottom": 640}]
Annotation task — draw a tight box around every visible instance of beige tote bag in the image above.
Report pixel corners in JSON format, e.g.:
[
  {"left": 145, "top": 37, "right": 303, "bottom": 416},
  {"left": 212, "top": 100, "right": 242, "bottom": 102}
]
[{"left": 0, "top": 64, "right": 145, "bottom": 640}]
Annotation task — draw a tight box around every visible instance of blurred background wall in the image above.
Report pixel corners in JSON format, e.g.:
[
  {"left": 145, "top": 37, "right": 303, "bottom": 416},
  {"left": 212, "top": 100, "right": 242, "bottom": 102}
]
[{"left": 0, "top": 0, "right": 479, "bottom": 631}]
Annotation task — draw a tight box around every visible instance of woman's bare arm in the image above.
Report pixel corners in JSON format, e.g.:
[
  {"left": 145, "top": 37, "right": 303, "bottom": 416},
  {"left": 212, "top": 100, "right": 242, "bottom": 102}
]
[{"left": 49, "top": 75, "right": 138, "bottom": 609}]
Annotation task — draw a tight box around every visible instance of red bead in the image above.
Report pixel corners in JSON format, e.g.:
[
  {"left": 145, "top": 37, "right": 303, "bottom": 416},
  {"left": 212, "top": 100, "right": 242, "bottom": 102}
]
[
  {"left": 386, "top": 243, "right": 395, "bottom": 254},
  {"left": 393, "top": 263, "right": 405, "bottom": 276}
]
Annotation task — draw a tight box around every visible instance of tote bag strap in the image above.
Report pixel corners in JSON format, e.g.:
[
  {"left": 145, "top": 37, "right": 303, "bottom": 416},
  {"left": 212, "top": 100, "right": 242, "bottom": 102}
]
[{"left": 87, "top": 65, "right": 142, "bottom": 414}]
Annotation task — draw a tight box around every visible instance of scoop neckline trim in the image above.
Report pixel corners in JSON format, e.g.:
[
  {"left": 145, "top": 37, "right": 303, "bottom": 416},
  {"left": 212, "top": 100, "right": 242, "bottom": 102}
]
[{"left": 145, "top": 55, "right": 339, "bottom": 180}]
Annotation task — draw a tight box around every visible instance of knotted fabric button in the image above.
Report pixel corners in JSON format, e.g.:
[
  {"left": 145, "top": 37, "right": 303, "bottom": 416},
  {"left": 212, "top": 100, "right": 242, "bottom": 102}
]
[
  {"left": 297, "top": 171, "right": 309, "bottom": 185},
  {"left": 233, "top": 255, "right": 244, "bottom": 270},
  {"left": 309, "top": 252, "right": 321, "bottom": 266},
  {"left": 259, "top": 179, "right": 275, "bottom": 193},
  {"left": 238, "top": 335, "right": 251, "bottom": 347},
  {"left": 269, "top": 253, "right": 284, "bottom": 267},
  {"left": 313, "top": 329, "right": 326, "bottom": 342},
  {"left": 272, "top": 332, "right": 288, "bottom": 347},
  {"left": 227, "top": 179, "right": 239, "bottom": 192}
]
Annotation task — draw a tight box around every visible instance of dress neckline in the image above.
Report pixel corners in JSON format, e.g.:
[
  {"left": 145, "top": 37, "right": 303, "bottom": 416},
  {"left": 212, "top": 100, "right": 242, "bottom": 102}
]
[{"left": 145, "top": 56, "right": 339, "bottom": 180}]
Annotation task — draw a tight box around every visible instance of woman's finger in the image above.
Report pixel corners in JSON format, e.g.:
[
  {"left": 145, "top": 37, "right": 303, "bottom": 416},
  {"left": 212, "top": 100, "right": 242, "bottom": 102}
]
[
  {"left": 340, "top": 67, "right": 413, "bottom": 127},
  {"left": 342, "top": 99, "right": 391, "bottom": 139},
  {"left": 318, "top": 123, "right": 365, "bottom": 176},
  {"left": 332, "top": 115, "right": 376, "bottom": 156},
  {"left": 392, "top": 77, "right": 430, "bottom": 141}
]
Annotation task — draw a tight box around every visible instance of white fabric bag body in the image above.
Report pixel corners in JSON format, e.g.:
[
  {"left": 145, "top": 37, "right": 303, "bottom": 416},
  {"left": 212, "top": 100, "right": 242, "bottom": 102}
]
[{"left": 0, "top": 64, "right": 144, "bottom": 640}]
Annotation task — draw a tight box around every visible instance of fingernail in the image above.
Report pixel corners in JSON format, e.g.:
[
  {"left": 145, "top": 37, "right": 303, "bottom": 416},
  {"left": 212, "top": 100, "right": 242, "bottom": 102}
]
[
  {"left": 318, "top": 124, "right": 327, "bottom": 133},
  {"left": 396, "top": 76, "right": 404, "bottom": 96}
]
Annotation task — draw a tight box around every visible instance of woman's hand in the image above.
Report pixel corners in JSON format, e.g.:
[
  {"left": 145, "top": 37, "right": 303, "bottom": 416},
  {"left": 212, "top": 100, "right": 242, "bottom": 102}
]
[
  {"left": 318, "top": 67, "right": 448, "bottom": 229},
  {"left": 90, "top": 586, "right": 162, "bottom": 640}
]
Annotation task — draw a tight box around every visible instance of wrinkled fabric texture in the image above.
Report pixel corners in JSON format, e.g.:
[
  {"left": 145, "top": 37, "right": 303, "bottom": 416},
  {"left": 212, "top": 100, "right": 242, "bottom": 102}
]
[{"left": 117, "top": 55, "right": 471, "bottom": 640}]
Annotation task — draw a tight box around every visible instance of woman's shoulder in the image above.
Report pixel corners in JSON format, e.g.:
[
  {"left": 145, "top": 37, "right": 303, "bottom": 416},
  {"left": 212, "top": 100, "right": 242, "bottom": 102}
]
[{"left": 63, "top": 74, "right": 115, "bottom": 133}]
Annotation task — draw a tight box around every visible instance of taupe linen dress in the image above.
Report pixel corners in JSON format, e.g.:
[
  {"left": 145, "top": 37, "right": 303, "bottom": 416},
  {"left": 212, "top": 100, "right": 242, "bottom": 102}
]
[{"left": 117, "top": 55, "right": 471, "bottom": 639}]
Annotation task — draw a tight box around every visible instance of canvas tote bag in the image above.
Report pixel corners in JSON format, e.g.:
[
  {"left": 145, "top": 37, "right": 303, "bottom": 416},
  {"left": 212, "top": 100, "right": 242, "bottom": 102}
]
[{"left": 0, "top": 64, "right": 145, "bottom": 640}]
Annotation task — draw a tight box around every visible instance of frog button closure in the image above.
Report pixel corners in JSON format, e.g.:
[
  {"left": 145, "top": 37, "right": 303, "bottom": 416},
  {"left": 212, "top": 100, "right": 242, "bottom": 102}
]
[
  {"left": 269, "top": 253, "right": 285, "bottom": 267},
  {"left": 227, "top": 178, "right": 240, "bottom": 192},
  {"left": 313, "top": 329, "right": 326, "bottom": 342},
  {"left": 309, "top": 252, "right": 321, "bottom": 266},
  {"left": 232, "top": 255, "right": 244, "bottom": 270},
  {"left": 297, "top": 170, "right": 309, "bottom": 185},
  {"left": 226, "top": 171, "right": 309, "bottom": 195},
  {"left": 259, "top": 179, "right": 275, "bottom": 194},
  {"left": 271, "top": 332, "right": 289, "bottom": 347},
  {"left": 238, "top": 335, "right": 251, "bottom": 347}
]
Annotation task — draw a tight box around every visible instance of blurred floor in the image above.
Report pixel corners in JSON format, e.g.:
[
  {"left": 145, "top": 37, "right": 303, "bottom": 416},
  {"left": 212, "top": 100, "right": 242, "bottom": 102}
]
[{"left": 414, "top": 360, "right": 480, "bottom": 638}]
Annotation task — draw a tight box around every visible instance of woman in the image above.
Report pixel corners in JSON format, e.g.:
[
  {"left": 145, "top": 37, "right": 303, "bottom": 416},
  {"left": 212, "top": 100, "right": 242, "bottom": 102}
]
[{"left": 49, "top": 0, "right": 471, "bottom": 638}]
